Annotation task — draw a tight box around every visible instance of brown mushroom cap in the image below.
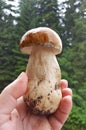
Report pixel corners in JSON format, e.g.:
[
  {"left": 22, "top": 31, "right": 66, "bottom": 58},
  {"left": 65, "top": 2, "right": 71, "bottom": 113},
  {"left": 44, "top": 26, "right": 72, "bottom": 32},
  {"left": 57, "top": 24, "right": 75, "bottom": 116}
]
[{"left": 19, "top": 27, "right": 62, "bottom": 55}]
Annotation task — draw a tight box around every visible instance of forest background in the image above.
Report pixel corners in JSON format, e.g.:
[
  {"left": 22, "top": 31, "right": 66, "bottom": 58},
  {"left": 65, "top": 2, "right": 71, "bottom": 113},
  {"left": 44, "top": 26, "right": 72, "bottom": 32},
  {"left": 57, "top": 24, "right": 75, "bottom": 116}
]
[{"left": 0, "top": 0, "right": 86, "bottom": 129}]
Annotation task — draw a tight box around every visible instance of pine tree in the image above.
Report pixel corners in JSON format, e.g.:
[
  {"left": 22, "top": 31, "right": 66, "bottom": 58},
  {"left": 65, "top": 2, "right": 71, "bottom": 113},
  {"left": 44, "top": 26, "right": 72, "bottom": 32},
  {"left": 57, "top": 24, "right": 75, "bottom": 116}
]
[
  {"left": 60, "top": 0, "right": 82, "bottom": 46},
  {"left": 0, "top": 0, "right": 19, "bottom": 90},
  {"left": 17, "top": 0, "right": 37, "bottom": 36},
  {"left": 35, "top": 0, "right": 60, "bottom": 32},
  {"left": 60, "top": 1, "right": 86, "bottom": 129}
]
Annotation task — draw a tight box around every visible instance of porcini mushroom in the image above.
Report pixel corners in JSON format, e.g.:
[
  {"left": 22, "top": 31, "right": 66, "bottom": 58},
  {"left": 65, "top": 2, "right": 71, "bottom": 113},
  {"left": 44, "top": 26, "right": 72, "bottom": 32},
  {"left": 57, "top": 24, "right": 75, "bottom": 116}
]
[{"left": 19, "top": 27, "right": 62, "bottom": 115}]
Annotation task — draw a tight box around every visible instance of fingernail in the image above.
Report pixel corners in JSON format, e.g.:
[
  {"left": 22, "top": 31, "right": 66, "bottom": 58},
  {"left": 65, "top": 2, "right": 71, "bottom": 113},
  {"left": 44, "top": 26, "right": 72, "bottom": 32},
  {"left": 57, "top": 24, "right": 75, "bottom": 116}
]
[
  {"left": 17, "top": 72, "right": 25, "bottom": 79},
  {"left": 60, "top": 79, "right": 68, "bottom": 88}
]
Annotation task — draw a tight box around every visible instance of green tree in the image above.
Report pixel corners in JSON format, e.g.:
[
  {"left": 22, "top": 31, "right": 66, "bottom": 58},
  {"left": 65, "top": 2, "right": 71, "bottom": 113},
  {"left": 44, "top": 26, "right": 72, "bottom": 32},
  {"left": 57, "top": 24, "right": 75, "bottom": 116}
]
[
  {"left": 17, "top": 0, "right": 37, "bottom": 36},
  {"left": 35, "top": 0, "right": 60, "bottom": 31},
  {"left": 0, "top": 0, "right": 9, "bottom": 90},
  {"left": 0, "top": 0, "right": 19, "bottom": 90},
  {"left": 17, "top": 0, "right": 61, "bottom": 34},
  {"left": 60, "top": 0, "right": 85, "bottom": 46},
  {"left": 59, "top": 0, "right": 86, "bottom": 129},
  {"left": 61, "top": 40, "right": 86, "bottom": 130}
]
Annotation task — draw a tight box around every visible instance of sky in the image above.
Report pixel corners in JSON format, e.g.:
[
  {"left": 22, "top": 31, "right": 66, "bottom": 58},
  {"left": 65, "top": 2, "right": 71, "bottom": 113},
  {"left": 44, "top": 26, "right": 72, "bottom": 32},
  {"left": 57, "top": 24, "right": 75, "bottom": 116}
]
[
  {"left": 5, "top": 0, "right": 66, "bottom": 6},
  {"left": 4, "top": 0, "right": 66, "bottom": 17},
  {"left": 5, "top": 0, "right": 19, "bottom": 6}
]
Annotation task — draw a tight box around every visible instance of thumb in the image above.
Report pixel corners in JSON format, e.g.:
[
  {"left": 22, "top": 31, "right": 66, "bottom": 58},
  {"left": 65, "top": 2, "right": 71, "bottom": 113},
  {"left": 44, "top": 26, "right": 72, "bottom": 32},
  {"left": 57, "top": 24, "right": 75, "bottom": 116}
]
[{"left": 0, "top": 72, "right": 28, "bottom": 115}]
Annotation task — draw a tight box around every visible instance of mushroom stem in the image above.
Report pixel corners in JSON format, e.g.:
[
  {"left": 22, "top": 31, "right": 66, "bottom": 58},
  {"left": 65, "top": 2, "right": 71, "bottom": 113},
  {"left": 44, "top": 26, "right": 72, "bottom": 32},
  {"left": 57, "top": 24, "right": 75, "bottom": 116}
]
[{"left": 24, "top": 46, "right": 62, "bottom": 115}]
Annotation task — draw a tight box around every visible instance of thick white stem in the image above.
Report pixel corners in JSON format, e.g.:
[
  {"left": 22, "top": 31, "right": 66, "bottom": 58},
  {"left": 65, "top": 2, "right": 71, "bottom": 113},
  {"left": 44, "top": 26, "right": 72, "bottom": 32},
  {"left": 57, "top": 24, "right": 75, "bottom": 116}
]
[{"left": 24, "top": 46, "right": 62, "bottom": 115}]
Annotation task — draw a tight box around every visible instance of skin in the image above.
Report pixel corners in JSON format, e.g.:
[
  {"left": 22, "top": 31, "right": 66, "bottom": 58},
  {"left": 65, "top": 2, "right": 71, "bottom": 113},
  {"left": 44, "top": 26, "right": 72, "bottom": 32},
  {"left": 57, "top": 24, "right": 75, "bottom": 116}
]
[{"left": 0, "top": 72, "right": 72, "bottom": 130}]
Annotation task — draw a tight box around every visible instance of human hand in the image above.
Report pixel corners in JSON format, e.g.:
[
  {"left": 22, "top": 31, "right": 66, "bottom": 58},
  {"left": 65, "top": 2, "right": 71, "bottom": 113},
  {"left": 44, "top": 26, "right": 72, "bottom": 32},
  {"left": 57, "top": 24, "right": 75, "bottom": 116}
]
[{"left": 0, "top": 72, "right": 72, "bottom": 130}]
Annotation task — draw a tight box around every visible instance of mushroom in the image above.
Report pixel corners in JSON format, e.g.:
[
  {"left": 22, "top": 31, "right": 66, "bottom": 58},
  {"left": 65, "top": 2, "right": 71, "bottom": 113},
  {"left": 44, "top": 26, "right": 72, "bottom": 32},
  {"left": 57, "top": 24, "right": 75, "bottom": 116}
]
[{"left": 19, "top": 27, "right": 62, "bottom": 115}]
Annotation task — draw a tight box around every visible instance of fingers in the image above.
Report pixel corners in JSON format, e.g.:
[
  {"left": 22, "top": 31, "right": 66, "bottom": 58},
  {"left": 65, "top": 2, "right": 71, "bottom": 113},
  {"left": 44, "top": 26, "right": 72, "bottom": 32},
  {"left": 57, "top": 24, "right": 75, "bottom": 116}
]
[
  {"left": 57, "top": 79, "right": 72, "bottom": 124},
  {"left": 16, "top": 97, "right": 28, "bottom": 120},
  {"left": 59, "top": 79, "right": 68, "bottom": 89},
  {"left": 62, "top": 88, "right": 72, "bottom": 97},
  {"left": 55, "top": 95, "right": 72, "bottom": 124},
  {"left": 60, "top": 79, "right": 72, "bottom": 97},
  {"left": 0, "top": 72, "right": 28, "bottom": 115},
  {"left": 49, "top": 95, "right": 72, "bottom": 130},
  {"left": 49, "top": 79, "right": 72, "bottom": 130}
]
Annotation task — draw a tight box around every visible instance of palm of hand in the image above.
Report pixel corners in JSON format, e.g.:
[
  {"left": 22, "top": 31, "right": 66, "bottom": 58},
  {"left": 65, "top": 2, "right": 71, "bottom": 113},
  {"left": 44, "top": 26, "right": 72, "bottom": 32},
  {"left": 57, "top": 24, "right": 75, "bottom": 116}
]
[
  {"left": 1, "top": 92, "right": 71, "bottom": 130},
  {"left": 2, "top": 97, "right": 58, "bottom": 130},
  {"left": 0, "top": 73, "right": 72, "bottom": 130},
  {"left": 12, "top": 98, "right": 53, "bottom": 130}
]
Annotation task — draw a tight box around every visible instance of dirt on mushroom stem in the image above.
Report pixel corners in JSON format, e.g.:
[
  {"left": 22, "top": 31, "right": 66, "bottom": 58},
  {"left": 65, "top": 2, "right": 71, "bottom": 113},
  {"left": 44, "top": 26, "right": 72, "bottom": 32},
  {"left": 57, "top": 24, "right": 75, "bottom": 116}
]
[{"left": 24, "top": 46, "right": 62, "bottom": 115}]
